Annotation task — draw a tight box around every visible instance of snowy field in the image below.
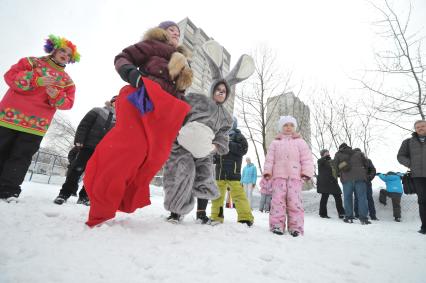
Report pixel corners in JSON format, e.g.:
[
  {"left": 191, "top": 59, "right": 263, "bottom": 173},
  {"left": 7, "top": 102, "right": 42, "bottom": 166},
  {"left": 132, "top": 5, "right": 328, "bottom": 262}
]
[{"left": 1, "top": 182, "right": 425, "bottom": 283}]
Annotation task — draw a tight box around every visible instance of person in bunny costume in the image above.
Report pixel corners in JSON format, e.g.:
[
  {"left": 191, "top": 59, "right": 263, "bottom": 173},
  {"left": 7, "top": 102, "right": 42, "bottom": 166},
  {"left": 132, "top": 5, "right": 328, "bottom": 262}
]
[
  {"left": 163, "top": 40, "right": 255, "bottom": 223},
  {"left": 263, "top": 116, "right": 314, "bottom": 236}
]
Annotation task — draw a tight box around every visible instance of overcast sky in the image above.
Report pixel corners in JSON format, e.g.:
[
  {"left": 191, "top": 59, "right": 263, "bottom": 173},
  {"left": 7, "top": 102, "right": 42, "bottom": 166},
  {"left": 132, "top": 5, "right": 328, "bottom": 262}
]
[{"left": 1, "top": 0, "right": 425, "bottom": 173}]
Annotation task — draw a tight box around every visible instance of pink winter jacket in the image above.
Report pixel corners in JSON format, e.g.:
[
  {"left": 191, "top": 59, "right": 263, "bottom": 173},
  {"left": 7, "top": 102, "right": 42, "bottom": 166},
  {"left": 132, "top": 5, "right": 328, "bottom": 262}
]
[{"left": 263, "top": 133, "right": 314, "bottom": 181}]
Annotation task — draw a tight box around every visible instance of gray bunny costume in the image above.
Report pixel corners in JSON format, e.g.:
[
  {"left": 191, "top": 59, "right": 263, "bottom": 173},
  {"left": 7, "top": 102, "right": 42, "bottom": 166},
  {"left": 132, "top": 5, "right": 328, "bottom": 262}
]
[
  {"left": 163, "top": 40, "right": 254, "bottom": 218},
  {"left": 163, "top": 79, "right": 232, "bottom": 215}
]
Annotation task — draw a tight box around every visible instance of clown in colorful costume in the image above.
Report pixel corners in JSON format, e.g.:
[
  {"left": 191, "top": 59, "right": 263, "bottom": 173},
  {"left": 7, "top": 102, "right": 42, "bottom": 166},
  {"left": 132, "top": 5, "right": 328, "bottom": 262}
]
[
  {"left": 83, "top": 21, "right": 193, "bottom": 227},
  {"left": 0, "top": 35, "right": 78, "bottom": 201}
]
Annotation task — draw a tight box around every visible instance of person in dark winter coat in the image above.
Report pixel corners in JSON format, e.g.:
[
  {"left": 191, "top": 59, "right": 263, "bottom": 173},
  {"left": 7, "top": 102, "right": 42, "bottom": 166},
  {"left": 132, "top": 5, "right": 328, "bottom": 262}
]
[
  {"left": 353, "top": 149, "right": 378, "bottom": 220},
  {"left": 54, "top": 97, "right": 117, "bottom": 206},
  {"left": 334, "top": 143, "right": 370, "bottom": 225},
  {"left": 397, "top": 120, "right": 426, "bottom": 234},
  {"left": 83, "top": 21, "right": 193, "bottom": 227},
  {"left": 0, "top": 35, "right": 78, "bottom": 202},
  {"left": 210, "top": 116, "right": 254, "bottom": 226},
  {"left": 377, "top": 172, "right": 404, "bottom": 222},
  {"left": 316, "top": 149, "right": 345, "bottom": 219}
]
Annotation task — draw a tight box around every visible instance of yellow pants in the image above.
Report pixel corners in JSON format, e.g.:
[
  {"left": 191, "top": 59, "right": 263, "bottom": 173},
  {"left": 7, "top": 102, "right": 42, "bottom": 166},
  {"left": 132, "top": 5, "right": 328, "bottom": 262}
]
[{"left": 210, "top": 180, "right": 254, "bottom": 223}]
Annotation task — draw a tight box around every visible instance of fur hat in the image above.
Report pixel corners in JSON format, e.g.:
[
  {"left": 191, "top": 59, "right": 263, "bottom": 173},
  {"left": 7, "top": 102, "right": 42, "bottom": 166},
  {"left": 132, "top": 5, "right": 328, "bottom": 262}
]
[
  {"left": 158, "top": 21, "right": 180, "bottom": 33},
  {"left": 278, "top": 116, "right": 297, "bottom": 131},
  {"left": 320, "top": 149, "right": 329, "bottom": 157},
  {"left": 339, "top": 143, "right": 348, "bottom": 150},
  {"left": 44, "top": 34, "right": 80, "bottom": 63}
]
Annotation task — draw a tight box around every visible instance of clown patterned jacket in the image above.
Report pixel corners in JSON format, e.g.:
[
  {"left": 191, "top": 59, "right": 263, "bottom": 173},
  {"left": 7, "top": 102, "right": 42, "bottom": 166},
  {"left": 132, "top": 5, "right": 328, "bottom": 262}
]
[{"left": 0, "top": 56, "right": 75, "bottom": 136}]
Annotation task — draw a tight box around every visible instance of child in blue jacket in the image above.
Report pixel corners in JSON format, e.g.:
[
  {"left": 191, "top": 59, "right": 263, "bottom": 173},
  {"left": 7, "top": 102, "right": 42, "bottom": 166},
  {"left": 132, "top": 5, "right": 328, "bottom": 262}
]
[{"left": 377, "top": 172, "right": 403, "bottom": 222}]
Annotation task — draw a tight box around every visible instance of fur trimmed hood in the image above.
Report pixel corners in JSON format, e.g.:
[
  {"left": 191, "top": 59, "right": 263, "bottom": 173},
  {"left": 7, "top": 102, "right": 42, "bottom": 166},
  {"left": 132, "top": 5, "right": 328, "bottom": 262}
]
[
  {"left": 210, "top": 79, "right": 231, "bottom": 104},
  {"left": 142, "top": 28, "right": 191, "bottom": 58},
  {"left": 143, "top": 27, "right": 170, "bottom": 43},
  {"left": 142, "top": 27, "right": 193, "bottom": 91}
]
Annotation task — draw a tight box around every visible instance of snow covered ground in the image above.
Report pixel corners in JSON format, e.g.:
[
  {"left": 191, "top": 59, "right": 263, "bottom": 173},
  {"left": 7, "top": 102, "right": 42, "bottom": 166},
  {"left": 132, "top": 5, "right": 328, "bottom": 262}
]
[{"left": 1, "top": 182, "right": 425, "bottom": 283}]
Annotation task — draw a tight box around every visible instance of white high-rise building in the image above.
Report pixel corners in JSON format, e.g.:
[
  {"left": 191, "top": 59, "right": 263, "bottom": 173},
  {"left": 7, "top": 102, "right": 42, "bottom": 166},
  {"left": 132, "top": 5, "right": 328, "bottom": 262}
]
[
  {"left": 265, "top": 92, "right": 311, "bottom": 148},
  {"left": 177, "top": 18, "right": 235, "bottom": 114}
]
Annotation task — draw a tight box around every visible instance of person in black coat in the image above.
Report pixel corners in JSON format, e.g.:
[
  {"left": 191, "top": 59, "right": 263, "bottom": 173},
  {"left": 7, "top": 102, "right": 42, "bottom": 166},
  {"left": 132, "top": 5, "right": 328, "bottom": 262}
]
[
  {"left": 54, "top": 96, "right": 117, "bottom": 205},
  {"left": 198, "top": 117, "right": 254, "bottom": 226},
  {"left": 317, "top": 149, "right": 345, "bottom": 218}
]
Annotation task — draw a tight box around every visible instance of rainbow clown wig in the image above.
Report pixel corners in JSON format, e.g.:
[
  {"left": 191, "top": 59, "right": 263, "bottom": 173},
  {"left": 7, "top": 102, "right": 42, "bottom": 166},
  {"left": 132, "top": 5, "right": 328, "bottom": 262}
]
[{"left": 44, "top": 34, "right": 80, "bottom": 63}]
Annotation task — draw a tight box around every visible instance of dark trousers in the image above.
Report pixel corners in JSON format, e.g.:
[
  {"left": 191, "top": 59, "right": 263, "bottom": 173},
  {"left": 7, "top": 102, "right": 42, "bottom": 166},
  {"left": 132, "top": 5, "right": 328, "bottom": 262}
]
[
  {"left": 197, "top": 198, "right": 208, "bottom": 211},
  {"left": 379, "top": 189, "right": 402, "bottom": 218},
  {"left": 319, "top": 193, "right": 345, "bottom": 217},
  {"left": 354, "top": 181, "right": 376, "bottom": 218},
  {"left": 59, "top": 147, "right": 94, "bottom": 198},
  {"left": 413, "top": 178, "right": 426, "bottom": 230},
  {"left": 0, "top": 127, "right": 42, "bottom": 198}
]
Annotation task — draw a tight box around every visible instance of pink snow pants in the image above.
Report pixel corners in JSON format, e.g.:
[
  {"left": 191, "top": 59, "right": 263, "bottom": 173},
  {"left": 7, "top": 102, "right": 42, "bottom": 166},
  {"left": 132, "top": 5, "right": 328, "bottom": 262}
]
[{"left": 269, "top": 178, "right": 304, "bottom": 234}]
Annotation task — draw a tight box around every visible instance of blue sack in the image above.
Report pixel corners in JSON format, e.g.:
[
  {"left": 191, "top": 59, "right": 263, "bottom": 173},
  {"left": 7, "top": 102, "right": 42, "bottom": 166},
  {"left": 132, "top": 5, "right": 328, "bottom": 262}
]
[{"left": 127, "top": 85, "right": 154, "bottom": 115}]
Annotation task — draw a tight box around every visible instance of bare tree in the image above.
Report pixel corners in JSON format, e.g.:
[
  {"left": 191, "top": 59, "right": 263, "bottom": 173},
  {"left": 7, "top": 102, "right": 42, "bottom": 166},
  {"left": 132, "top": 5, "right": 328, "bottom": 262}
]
[
  {"left": 236, "top": 45, "right": 294, "bottom": 172},
  {"left": 309, "top": 90, "right": 379, "bottom": 158},
  {"left": 355, "top": 0, "right": 425, "bottom": 128},
  {"left": 43, "top": 113, "right": 76, "bottom": 156}
]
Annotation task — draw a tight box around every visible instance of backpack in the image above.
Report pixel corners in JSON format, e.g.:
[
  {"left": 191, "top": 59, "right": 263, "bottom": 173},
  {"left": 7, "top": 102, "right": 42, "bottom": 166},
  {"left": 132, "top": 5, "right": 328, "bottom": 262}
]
[
  {"left": 402, "top": 171, "right": 416, "bottom": 195},
  {"left": 337, "top": 151, "right": 354, "bottom": 173}
]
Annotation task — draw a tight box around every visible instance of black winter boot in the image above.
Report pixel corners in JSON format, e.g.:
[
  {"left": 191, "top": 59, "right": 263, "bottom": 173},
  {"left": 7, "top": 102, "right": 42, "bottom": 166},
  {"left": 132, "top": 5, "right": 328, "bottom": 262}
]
[
  {"left": 196, "top": 210, "right": 211, "bottom": 224},
  {"left": 238, "top": 220, "right": 253, "bottom": 227},
  {"left": 166, "top": 212, "right": 181, "bottom": 224},
  {"left": 343, "top": 217, "right": 353, "bottom": 223},
  {"left": 53, "top": 194, "right": 70, "bottom": 205},
  {"left": 290, "top": 231, "right": 300, "bottom": 237},
  {"left": 77, "top": 196, "right": 90, "bottom": 206}
]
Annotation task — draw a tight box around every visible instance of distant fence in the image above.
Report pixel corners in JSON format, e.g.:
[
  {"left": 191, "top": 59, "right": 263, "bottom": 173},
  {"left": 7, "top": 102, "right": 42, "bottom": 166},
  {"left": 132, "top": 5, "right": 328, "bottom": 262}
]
[
  {"left": 25, "top": 154, "right": 418, "bottom": 215},
  {"left": 25, "top": 151, "right": 68, "bottom": 185},
  {"left": 25, "top": 150, "right": 165, "bottom": 186}
]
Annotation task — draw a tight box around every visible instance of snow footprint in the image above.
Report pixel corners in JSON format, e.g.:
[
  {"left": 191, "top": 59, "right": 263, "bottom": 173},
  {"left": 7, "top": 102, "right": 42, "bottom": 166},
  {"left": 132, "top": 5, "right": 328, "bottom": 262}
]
[{"left": 44, "top": 211, "right": 60, "bottom": 218}]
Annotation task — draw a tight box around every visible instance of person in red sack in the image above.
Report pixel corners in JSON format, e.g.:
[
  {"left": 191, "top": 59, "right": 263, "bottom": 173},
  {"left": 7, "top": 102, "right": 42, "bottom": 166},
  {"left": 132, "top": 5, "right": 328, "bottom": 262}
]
[
  {"left": 0, "top": 35, "right": 79, "bottom": 202},
  {"left": 83, "top": 21, "right": 193, "bottom": 227}
]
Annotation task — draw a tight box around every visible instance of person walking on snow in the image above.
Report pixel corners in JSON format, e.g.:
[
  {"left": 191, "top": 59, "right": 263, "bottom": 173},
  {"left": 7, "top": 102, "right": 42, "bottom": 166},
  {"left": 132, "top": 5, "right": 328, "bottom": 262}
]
[
  {"left": 263, "top": 116, "right": 314, "bottom": 236},
  {"left": 241, "top": 157, "right": 257, "bottom": 209},
  {"left": 377, "top": 172, "right": 404, "bottom": 222},
  {"left": 162, "top": 40, "right": 255, "bottom": 224},
  {"left": 209, "top": 116, "right": 254, "bottom": 226},
  {"left": 334, "top": 143, "right": 370, "bottom": 225},
  {"left": 258, "top": 177, "right": 273, "bottom": 213},
  {"left": 397, "top": 120, "right": 426, "bottom": 234},
  {"left": 83, "top": 21, "right": 193, "bottom": 227},
  {"left": 0, "top": 35, "right": 79, "bottom": 202},
  {"left": 316, "top": 149, "right": 345, "bottom": 219},
  {"left": 353, "top": 149, "right": 378, "bottom": 220},
  {"left": 54, "top": 96, "right": 117, "bottom": 206}
]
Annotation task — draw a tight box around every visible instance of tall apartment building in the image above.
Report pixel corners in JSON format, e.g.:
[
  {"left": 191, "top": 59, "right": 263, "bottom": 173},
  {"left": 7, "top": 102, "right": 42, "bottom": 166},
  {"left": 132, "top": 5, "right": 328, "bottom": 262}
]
[
  {"left": 177, "top": 18, "right": 235, "bottom": 114},
  {"left": 265, "top": 92, "right": 311, "bottom": 148}
]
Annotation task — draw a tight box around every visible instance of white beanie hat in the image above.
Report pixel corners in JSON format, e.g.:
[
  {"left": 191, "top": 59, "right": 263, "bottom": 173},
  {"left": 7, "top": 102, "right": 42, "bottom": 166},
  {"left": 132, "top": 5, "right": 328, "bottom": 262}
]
[{"left": 278, "top": 115, "right": 297, "bottom": 131}]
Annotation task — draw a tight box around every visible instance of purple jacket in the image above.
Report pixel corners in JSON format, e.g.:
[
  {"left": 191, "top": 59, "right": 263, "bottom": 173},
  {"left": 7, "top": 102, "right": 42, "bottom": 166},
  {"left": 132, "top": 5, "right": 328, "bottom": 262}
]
[{"left": 263, "top": 133, "right": 314, "bottom": 181}]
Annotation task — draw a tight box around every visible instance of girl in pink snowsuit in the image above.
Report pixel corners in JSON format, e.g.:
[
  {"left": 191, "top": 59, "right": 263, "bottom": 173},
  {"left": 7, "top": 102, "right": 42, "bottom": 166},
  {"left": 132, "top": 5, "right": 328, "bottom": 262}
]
[{"left": 263, "top": 116, "right": 314, "bottom": 236}]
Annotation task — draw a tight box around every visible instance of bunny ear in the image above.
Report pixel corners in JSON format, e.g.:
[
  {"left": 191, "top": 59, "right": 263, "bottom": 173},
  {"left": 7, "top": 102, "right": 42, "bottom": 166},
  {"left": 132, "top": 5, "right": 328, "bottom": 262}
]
[
  {"left": 225, "top": 54, "right": 255, "bottom": 86},
  {"left": 202, "top": 40, "right": 224, "bottom": 80}
]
